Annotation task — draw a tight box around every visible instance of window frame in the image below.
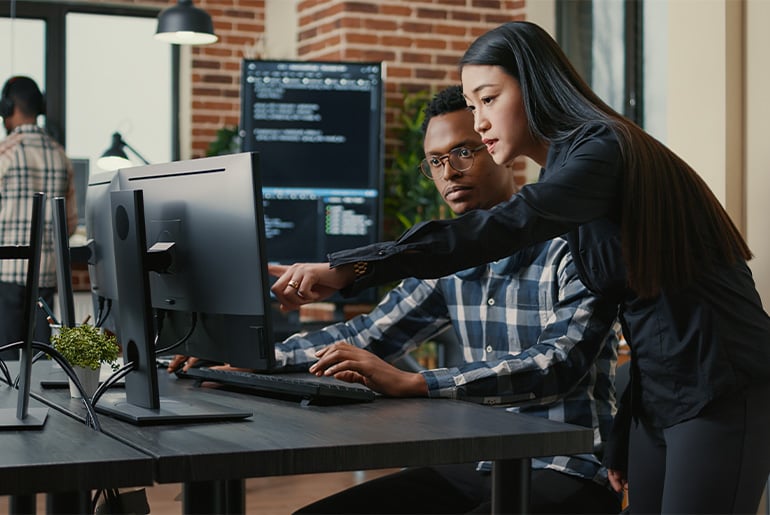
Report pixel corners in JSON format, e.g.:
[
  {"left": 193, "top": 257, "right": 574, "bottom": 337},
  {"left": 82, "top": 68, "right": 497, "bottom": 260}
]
[
  {"left": 556, "top": 0, "right": 645, "bottom": 126},
  {"left": 1, "top": 1, "right": 179, "bottom": 158}
]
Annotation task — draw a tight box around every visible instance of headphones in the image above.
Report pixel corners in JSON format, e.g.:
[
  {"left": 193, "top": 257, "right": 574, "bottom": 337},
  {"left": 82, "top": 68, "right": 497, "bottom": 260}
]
[{"left": 0, "top": 89, "right": 13, "bottom": 119}]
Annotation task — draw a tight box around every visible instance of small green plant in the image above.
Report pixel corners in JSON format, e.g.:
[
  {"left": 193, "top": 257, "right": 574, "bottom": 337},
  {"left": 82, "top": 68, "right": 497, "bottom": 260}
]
[
  {"left": 206, "top": 126, "right": 241, "bottom": 157},
  {"left": 51, "top": 324, "right": 120, "bottom": 371},
  {"left": 383, "top": 90, "right": 448, "bottom": 241}
]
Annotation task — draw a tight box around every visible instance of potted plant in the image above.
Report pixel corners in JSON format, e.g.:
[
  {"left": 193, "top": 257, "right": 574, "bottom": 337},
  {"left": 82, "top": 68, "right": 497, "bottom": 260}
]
[
  {"left": 51, "top": 324, "right": 120, "bottom": 399},
  {"left": 383, "top": 89, "right": 448, "bottom": 241}
]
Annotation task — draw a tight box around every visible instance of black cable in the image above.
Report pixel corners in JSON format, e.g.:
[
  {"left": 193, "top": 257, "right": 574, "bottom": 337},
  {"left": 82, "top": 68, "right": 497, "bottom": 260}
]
[
  {"left": 95, "top": 297, "right": 112, "bottom": 329},
  {"left": 90, "top": 360, "right": 135, "bottom": 407},
  {"left": 154, "top": 312, "right": 197, "bottom": 355},
  {"left": 30, "top": 341, "right": 103, "bottom": 432},
  {"left": 0, "top": 340, "right": 103, "bottom": 431},
  {"left": 0, "top": 340, "right": 23, "bottom": 386},
  {"left": 0, "top": 356, "right": 12, "bottom": 385}
]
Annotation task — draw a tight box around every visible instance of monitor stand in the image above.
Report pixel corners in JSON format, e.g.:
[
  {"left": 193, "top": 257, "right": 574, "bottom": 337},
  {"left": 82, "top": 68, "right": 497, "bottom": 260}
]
[
  {"left": 0, "top": 387, "right": 48, "bottom": 428},
  {"left": 0, "top": 192, "right": 48, "bottom": 429},
  {"left": 97, "top": 189, "right": 251, "bottom": 425}
]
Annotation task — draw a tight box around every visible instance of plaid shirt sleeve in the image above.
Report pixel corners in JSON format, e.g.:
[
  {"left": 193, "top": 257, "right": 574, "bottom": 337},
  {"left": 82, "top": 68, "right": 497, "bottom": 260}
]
[{"left": 274, "top": 277, "right": 453, "bottom": 369}]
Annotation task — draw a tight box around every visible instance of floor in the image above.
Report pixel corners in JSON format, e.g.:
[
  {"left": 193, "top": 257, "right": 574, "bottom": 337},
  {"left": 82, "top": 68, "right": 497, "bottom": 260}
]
[
  {"left": 0, "top": 469, "right": 398, "bottom": 514},
  {"left": 144, "top": 469, "right": 398, "bottom": 514}
]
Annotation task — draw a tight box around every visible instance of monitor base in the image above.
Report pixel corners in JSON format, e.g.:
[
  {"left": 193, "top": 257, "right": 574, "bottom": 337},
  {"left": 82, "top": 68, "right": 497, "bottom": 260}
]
[
  {"left": 95, "top": 393, "right": 251, "bottom": 425},
  {"left": 0, "top": 407, "right": 48, "bottom": 429}
]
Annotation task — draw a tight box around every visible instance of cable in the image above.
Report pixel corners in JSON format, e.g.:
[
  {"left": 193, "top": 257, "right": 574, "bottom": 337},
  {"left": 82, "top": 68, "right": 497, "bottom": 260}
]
[
  {"left": 90, "top": 360, "right": 134, "bottom": 407},
  {"left": 8, "top": 0, "right": 16, "bottom": 74},
  {"left": 154, "top": 311, "right": 197, "bottom": 355},
  {"left": 0, "top": 357, "right": 12, "bottom": 385},
  {"left": 30, "top": 341, "right": 103, "bottom": 432},
  {"left": 0, "top": 340, "right": 103, "bottom": 431},
  {"left": 95, "top": 297, "right": 112, "bottom": 329}
]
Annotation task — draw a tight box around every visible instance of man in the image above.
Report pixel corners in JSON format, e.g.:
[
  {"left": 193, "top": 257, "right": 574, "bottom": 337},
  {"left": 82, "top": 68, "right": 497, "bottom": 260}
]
[
  {"left": 0, "top": 76, "right": 77, "bottom": 354},
  {"left": 173, "top": 85, "right": 621, "bottom": 513}
]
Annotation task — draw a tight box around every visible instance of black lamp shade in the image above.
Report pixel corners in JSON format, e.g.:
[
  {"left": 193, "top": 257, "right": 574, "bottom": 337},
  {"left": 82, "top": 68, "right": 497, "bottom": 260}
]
[
  {"left": 97, "top": 132, "right": 132, "bottom": 171},
  {"left": 155, "top": 0, "right": 218, "bottom": 45},
  {"left": 102, "top": 132, "right": 129, "bottom": 160}
]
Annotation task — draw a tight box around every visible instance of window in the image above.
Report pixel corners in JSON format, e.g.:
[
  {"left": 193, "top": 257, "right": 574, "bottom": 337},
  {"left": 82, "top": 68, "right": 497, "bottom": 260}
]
[
  {"left": 557, "top": 0, "right": 644, "bottom": 125},
  {"left": 1, "top": 2, "right": 177, "bottom": 181}
]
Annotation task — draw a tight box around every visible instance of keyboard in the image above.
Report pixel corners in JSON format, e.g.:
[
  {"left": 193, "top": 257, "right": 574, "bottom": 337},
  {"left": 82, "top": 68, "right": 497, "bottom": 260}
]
[{"left": 181, "top": 367, "right": 376, "bottom": 405}]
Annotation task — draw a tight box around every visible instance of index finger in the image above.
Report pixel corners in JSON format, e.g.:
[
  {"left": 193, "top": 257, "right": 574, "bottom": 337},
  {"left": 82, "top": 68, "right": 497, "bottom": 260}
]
[{"left": 267, "top": 263, "right": 290, "bottom": 278}]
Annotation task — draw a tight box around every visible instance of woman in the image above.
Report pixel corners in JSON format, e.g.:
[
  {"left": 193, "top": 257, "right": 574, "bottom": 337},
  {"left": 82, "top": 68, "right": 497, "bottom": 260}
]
[{"left": 270, "top": 21, "right": 770, "bottom": 513}]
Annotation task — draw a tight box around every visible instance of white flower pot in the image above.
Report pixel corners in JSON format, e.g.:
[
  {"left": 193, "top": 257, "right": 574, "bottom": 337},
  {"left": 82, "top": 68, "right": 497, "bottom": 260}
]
[{"left": 69, "top": 365, "right": 101, "bottom": 399}]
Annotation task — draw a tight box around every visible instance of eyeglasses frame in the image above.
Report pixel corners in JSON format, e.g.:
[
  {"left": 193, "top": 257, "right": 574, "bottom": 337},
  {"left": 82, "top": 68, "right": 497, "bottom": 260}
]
[{"left": 419, "top": 144, "right": 487, "bottom": 180}]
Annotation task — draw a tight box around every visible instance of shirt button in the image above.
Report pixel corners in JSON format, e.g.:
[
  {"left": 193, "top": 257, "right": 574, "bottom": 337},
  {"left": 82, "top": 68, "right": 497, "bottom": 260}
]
[
  {"left": 487, "top": 298, "right": 495, "bottom": 306},
  {"left": 486, "top": 345, "right": 493, "bottom": 353}
]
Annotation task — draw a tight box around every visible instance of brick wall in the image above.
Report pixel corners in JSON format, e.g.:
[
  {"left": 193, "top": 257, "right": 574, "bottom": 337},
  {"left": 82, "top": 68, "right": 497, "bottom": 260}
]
[{"left": 294, "top": 0, "right": 526, "bottom": 169}]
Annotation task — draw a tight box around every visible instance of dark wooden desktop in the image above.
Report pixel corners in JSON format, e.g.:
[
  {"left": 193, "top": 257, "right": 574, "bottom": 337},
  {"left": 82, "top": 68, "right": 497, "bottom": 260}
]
[
  {"left": 0, "top": 384, "right": 155, "bottom": 513},
  {"left": 30, "top": 363, "right": 594, "bottom": 514}
]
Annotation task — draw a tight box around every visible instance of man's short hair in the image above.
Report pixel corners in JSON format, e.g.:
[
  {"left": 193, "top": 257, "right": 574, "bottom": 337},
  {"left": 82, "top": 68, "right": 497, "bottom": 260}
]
[
  {"left": 421, "top": 85, "right": 467, "bottom": 134},
  {"left": 1, "top": 76, "right": 45, "bottom": 118}
]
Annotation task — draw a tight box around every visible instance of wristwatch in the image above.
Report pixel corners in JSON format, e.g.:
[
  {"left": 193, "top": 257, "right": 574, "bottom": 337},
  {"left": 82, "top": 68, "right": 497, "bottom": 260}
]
[{"left": 352, "top": 261, "right": 368, "bottom": 278}]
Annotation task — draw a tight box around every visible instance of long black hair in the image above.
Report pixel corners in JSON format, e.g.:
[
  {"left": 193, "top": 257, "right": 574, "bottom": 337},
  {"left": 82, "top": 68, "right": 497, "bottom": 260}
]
[{"left": 460, "top": 21, "right": 750, "bottom": 297}]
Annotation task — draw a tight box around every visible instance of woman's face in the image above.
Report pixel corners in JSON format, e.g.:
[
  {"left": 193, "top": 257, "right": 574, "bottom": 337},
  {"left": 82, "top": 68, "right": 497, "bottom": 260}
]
[{"left": 461, "top": 64, "right": 546, "bottom": 166}]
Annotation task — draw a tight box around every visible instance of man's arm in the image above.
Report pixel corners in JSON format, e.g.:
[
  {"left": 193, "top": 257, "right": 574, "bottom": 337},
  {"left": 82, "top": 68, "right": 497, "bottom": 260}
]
[{"left": 274, "top": 277, "right": 452, "bottom": 370}]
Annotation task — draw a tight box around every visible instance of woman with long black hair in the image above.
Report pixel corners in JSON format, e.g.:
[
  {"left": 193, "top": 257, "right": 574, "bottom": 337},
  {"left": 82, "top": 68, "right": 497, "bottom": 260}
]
[{"left": 270, "top": 21, "right": 770, "bottom": 513}]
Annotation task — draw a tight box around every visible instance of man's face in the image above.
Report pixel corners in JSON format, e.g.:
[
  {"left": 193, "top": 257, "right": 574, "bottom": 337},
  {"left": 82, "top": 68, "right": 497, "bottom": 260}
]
[{"left": 423, "top": 109, "right": 517, "bottom": 215}]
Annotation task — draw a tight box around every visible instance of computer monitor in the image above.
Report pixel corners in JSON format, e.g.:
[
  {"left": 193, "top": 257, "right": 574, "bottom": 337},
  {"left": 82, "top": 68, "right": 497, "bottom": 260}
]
[
  {"left": 91, "top": 152, "right": 271, "bottom": 424},
  {"left": 240, "top": 59, "right": 384, "bottom": 307},
  {"left": 70, "top": 157, "right": 90, "bottom": 228},
  {"left": 52, "top": 197, "right": 76, "bottom": 328},
  {"left": 85, "top": 170, "right": 121, "bottom": 332}
]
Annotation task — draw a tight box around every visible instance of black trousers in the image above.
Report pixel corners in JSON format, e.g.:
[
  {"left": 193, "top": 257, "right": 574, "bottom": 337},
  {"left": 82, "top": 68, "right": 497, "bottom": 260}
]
[
  {"left": 294, "top": 463, "right": 621, "bottom": 514},
  {"left": 0, "top": 281, "right": 54, "bottom": 359},
  {"left": 628, "top": 382, "right": 770, "bottom": 514}
]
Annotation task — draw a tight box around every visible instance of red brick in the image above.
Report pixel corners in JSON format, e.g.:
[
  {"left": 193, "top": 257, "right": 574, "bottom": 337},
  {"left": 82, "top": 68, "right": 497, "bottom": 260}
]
[
  {"left": 472, "top": 0, "right": 502, "bottom": 8},
  {"left": 416, "top": 8, "right": 448, "bottom": 20}
]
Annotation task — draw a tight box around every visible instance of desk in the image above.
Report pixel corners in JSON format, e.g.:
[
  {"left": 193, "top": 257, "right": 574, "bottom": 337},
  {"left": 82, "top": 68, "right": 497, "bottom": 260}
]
[
  {"left": 0, "top": 384, "right": 155, "bottom": 513},
  {"left": 34, "top": 365, "right": 593, "bottom": 514}
]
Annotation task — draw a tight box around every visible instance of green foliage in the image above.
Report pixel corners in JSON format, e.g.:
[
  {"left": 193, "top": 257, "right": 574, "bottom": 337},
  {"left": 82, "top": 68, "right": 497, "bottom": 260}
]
[
  {"left": 51, "top": 324, "right": 120, "bottom": 371},
  {"left": 206, "top": 126, "right": 241, "bottom": 157},
  {"left": 383, "top": 90, "right": 448, "bottom": 241}
]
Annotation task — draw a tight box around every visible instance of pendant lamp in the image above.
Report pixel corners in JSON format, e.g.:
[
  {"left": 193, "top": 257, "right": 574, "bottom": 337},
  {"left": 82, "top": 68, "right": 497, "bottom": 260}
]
[{"left": 154, "top": 0, "right": 218, "bottom": 46}]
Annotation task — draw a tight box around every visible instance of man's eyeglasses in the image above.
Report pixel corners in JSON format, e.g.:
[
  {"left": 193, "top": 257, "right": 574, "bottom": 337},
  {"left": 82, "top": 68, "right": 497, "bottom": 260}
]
[{"left": 419, "top": 144, "right": 487, "bottom": 180}]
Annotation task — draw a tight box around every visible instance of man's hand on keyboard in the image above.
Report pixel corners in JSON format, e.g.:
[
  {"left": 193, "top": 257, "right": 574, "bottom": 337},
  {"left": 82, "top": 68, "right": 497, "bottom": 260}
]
[
  {"left": 167, "top": 355, "right": 251, "bottom": 374},
  {"left": 167, "top": 355, "right": 198, "bottom": 374},
  {"left": 309, "top": 343, "right": 428, "bottom": 397}
]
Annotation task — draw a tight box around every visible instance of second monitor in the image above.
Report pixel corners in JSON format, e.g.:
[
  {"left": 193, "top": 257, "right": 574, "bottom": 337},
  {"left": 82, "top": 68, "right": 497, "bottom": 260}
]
[
  {"left": 88, "top": 152, "right": 273, "bottom": 423},
  {"left": 115, "top": 151, "right": 275, "bottom": 372}
]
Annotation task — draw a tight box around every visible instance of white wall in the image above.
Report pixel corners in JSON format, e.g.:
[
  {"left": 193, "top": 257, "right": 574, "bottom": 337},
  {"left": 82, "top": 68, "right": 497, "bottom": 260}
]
[
  {"left": 745, "top": 0, "right": 770, "bottom": 305},
  {"left": 666, "top": 1, "right": 732, "bottom": 203},
  {"left": 666, "top": 0, "right": 769, "bottom": 304},
  {"left": 264, "top": 0, "right": 299, "bottom": 59}
]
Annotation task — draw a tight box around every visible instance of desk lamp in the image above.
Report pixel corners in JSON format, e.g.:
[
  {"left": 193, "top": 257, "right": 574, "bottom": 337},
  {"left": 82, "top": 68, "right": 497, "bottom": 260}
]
[
  {"left": 97, "top": 132, "right": 150, "bottom": 171},
  {"left": 154, "top": 0, "right": 218, "bottom": 46}
]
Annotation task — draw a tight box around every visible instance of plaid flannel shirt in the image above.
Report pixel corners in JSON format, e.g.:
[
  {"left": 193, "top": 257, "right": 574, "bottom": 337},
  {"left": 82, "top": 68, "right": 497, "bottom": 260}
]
[
  {"left": 275, "top": 237, "right": 620, "bottom": 488},
  {"left": 0, "top": 124, "right": 77, "bottom": 286}
]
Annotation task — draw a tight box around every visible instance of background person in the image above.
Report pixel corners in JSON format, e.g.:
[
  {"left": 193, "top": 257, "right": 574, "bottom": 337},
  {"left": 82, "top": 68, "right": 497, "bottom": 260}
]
[
  {"left": 271, "top": 21, "right": 770, "bottom": 514},
  {"left": 0, "top": 76, "right": 77, "bottom": 355}
]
